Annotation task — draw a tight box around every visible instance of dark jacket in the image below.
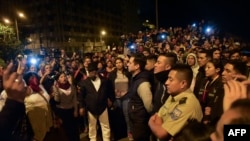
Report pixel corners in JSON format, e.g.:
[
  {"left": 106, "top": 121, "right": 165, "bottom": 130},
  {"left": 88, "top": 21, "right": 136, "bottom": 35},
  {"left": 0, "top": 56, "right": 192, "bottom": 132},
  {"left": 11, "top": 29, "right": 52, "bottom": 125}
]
[
  {"left": 41, "top": 72, "right": 56, "bottom": 95},
  {"left": 128, "top": 71, "right": 152, "bottom": 120},
  {"left": 78, "top": 75, "right": 115, "bottom": 115},
  {"left": 0, "top": 99, "right": 33, "bottom": 141},
  {"left": 197, "top": 76, "right": 224, "bottom": 125},
  {"left": 194, "top": 67, "right": 206, "bottom": 97},
  {"left": 152, "top": 70, "right": 170, "bottom": 113},
  {"left": 147, "top": 69, "right": 156, "bottom": 93},
  {"left": 72, "top": 68, "right": 84, "bottom": 86},
  {"left": 128, "top": 71, "right": 152, "bottom": 140}
]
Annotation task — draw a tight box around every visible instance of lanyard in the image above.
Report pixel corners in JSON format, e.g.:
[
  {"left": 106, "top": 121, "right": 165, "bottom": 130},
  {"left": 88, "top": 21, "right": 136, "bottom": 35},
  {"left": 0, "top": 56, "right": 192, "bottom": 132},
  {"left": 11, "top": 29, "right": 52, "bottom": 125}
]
[{"left": 202, "top": 75, "right": 219, "bottom": 102}]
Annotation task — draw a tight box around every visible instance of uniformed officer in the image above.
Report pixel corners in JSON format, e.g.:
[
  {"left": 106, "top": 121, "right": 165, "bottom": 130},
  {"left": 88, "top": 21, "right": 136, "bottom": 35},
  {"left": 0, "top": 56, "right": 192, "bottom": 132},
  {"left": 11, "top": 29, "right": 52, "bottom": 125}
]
[{"left": 148, "top": 64, "right": 203, "bottom": 140}]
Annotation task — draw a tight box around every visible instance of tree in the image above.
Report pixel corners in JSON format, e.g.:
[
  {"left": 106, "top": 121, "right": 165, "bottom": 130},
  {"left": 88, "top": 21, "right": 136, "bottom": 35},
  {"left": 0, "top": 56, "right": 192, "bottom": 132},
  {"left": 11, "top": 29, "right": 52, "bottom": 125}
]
[{"left": 0, "top": 23, "right": 22, "bottom": 61}]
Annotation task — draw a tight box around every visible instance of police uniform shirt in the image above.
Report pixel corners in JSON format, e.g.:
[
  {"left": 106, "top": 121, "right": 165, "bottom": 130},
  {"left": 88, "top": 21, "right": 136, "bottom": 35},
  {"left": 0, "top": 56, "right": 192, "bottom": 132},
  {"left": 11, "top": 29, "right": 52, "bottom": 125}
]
[{"left": 157, "top": 89, "right": 203, "bottom": 136}]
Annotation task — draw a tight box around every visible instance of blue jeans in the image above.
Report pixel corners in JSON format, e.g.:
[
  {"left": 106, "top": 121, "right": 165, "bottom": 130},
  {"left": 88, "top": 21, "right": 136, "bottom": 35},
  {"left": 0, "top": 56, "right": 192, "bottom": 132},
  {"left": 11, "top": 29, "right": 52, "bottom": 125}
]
[{"left": 115, "top": 97, "right": 131, "bottom": 133}]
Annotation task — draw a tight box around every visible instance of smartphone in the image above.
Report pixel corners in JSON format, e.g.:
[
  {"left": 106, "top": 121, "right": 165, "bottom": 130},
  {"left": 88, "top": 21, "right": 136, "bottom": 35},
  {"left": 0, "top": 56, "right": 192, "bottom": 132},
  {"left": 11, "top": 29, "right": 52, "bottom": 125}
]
[
  {"left": 11, "top": 54, "right": 27, "bottom": 73},
  {"left": 11, "top": 59, "right": 19, "bottom": 73}
]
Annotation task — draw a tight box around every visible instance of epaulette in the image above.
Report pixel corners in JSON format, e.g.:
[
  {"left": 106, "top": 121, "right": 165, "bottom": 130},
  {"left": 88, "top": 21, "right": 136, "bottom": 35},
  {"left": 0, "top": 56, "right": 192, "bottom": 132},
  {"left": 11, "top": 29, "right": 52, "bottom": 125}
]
[{"left": 179, "top": 97, "right": 187, "bottom": 105}]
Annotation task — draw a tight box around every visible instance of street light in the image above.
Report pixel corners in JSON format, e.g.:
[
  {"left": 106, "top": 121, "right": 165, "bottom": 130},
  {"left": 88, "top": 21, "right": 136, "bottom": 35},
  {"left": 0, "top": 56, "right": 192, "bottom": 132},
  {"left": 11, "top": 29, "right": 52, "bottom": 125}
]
[
  {"left": 16, "top": 12, "right": 25, "bottom": 41},
  {"left": 3, "top": 18, "right": 10, "bottom": 24},
  {"left": 3, "top": 12, "right": 25, "bottom": 41},
  {"left": 155, "top": 0, "right": 159, "bottom": 30},
  {"left": 100, "top": 30, "right": 106, "bottom": 42},
  {"left": 18, "top": 13, "right": 25, "bottom": 18}
]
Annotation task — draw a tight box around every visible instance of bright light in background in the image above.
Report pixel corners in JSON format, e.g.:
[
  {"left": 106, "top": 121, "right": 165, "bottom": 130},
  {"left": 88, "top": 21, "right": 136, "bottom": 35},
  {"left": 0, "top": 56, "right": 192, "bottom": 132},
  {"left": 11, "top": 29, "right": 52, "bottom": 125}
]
[
  {"left": 161, "top": 34, "right": 166, "bottom": 39},
  {"left": 17, "top": 12, "right": 25, "bottom": 19},
  {"left": 206, "top": 27, "right": 211, "bottom": 33},
  {"left": 30, "top": 58, "right": 37, "bottom": 65},
  {"left": 130, "top": 45, "right": 135, "bottom": 49},
  {"left": 101, "top": 30, "right": 106, "bottom": 36},
  {"left": 3, "top": 18, "right": 10, "bottom": 24},
  {"left": 27, "top": 38, "right": 32, "bottom": 42},
  {"left": 100, "top": 30, "right": 106, "bottom": 42},
  {"left": 192, "top": 23, "right": 196, "bottom": 27}
]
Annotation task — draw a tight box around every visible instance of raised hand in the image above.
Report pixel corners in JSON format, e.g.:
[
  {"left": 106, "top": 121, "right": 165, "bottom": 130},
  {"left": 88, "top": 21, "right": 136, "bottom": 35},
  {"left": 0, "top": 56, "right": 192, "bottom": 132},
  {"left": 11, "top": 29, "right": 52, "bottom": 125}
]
[
  {"left": 3, "top": 62, "right": 27, "bottom": 103},
  {"left": 223, "top": 80, "right": 247, "bottom": 111}
]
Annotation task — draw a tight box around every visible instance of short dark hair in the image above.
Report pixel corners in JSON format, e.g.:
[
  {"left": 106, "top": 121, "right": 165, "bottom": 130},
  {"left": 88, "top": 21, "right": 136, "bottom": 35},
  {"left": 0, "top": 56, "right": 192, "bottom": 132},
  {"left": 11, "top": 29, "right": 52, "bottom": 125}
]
[
  {"left": 198, "top": 49, "right": 212, "bottom": 60},
  {"left": 115, "top": 57, "right": 124, "bottom": 63},
  {"left": 226, "top": 60, "right": 247, "bottom": 76},
  {"left": 211, "top": 48, "right": 221, "bottom": 54},
  {"left": 174, "top": 119, "right": 214, "bottom": 141},
  {"left": 229, "top": 49, "right": 240, "bottom": 59},
  {"left": 159, "top": 52, "right": 178, "bottom": 68},
  {"left": 143, "top": 48, "right": 150, "bottom": 53},
  {"left": 166, "top": 52, "right": 178, "bottom": 67},
  {"left": 23, "top": 72, "right": 40, "bottom": 85},
  {"left": 131, "top": 53, "right": 147, "bottom": 71},
  {"left": 207, "top": 59, "right": 224, "bottom": 75},
  {"left": 146, "top": 55, "right": 157, "bottom": 62},
  {"left": 171, "top": 64, "right": 193, "bottom": 87}
]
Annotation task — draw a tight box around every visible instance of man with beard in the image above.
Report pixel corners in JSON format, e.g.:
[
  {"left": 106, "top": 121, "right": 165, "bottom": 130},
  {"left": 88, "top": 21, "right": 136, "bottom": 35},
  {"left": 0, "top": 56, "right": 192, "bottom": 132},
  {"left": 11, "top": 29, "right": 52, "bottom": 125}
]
[{"left": 78, "top": 63, "right": 115, "bottom": 141}]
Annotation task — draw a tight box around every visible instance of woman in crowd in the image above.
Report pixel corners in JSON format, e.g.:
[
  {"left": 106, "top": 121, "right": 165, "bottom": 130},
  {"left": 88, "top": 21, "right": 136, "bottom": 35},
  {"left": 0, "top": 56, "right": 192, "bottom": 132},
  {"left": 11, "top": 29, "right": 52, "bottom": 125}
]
[
  {"left": 52, "top": 72, "right": 79, "bottom": 141},
  {"left": 197, "top": 59, "right": 224, "bottom": 125},
  {"left": 108, "top": 57, "right": 132, "bottom": 140},
  {"left": 97, "top": 61, "right": 107, "bottom": 77},
  {"left": 105, "top": 60, "right": 115, "bottom": 78},
  {"left": 23, "top": 72, "right": 53, "bottom": 141}
]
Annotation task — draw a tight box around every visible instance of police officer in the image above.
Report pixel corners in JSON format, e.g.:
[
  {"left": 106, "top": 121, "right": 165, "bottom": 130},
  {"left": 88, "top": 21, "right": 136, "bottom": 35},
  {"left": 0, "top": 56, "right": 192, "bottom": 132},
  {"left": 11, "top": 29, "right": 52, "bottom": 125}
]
[{"left": 148, "top": 64, "right": 203, "bottom": 140}]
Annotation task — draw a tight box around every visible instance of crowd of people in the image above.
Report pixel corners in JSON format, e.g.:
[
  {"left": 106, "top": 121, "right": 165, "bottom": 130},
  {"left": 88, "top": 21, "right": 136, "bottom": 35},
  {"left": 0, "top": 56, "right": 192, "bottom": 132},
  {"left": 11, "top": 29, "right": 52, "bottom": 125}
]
[{"left": 0, "top": 19, "right": 250, "bottom": 141}]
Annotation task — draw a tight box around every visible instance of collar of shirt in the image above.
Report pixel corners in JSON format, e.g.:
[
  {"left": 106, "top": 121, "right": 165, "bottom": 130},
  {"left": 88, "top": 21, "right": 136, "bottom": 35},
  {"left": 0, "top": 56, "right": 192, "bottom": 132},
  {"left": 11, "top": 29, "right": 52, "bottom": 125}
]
[{"left": 170, "top": 89, "right": 192, "bottom": 103}]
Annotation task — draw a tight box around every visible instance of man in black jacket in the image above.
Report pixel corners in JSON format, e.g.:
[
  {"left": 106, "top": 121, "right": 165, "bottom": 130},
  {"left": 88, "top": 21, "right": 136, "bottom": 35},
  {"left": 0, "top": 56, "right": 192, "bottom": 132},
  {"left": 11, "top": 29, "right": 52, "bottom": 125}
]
[
  {"left": 127, "top": 53, "right": 153, "bottom": 141},
  {"left": 152, "top": 53, "right": 177, "bottom": 113},
  {"left": 78, "top": 62, "right": 115, "bottom": 141},
  {"left": 194, "top": 50, "right": 211, "bottom": 97}
]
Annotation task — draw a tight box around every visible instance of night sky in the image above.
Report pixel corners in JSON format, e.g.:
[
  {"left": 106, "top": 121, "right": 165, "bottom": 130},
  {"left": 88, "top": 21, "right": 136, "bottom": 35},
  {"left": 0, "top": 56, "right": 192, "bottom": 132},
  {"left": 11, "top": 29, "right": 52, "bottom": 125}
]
[{"left": 139, "top": 0, "right": 250, "bottom": 41}]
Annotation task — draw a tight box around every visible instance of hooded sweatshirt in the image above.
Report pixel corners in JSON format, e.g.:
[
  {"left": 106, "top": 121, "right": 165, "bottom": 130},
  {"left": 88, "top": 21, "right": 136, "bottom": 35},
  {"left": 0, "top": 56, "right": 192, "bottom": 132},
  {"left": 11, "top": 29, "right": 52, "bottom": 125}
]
[{"left": 186, "top": 53, "right": 199, "bottom": 91}]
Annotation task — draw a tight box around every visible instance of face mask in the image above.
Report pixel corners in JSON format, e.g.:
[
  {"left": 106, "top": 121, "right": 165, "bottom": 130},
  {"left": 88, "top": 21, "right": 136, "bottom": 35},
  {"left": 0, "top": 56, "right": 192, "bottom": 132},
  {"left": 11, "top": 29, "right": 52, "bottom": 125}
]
[{"left": 29, "top": 76, "right": 41, "bottom": 92}]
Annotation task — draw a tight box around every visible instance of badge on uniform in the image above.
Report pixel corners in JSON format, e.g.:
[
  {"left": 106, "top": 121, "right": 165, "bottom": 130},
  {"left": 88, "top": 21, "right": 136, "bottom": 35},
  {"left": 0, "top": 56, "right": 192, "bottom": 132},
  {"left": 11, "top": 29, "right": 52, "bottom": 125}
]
[
  {"left": 179, "top": 97, "right": 187, "bottom": 104},
  {"left": 170, "top": 108, "right": 182, "bottom": 120}
]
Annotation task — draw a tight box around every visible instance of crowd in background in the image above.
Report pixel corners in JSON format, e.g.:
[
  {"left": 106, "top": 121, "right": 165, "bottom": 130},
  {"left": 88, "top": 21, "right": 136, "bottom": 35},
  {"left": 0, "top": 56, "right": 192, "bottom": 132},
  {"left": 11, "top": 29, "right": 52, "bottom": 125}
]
[{"left": 0, "top": 19, "right": 250, "bottom": 141}]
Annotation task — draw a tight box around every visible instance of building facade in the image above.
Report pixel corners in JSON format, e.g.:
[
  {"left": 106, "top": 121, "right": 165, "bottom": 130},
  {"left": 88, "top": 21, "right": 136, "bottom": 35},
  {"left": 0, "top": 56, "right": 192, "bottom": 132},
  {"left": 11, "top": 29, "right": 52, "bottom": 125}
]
[{"left": 0, "top": 0, "right": 140, "bottom": 53}]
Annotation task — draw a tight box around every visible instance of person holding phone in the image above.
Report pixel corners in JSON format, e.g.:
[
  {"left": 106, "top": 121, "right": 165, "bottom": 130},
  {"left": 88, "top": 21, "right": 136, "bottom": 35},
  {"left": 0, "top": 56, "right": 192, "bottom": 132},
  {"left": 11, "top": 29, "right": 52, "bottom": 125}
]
[{"left": 52, "top": 72, "right": 79, "bottom": 141}]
